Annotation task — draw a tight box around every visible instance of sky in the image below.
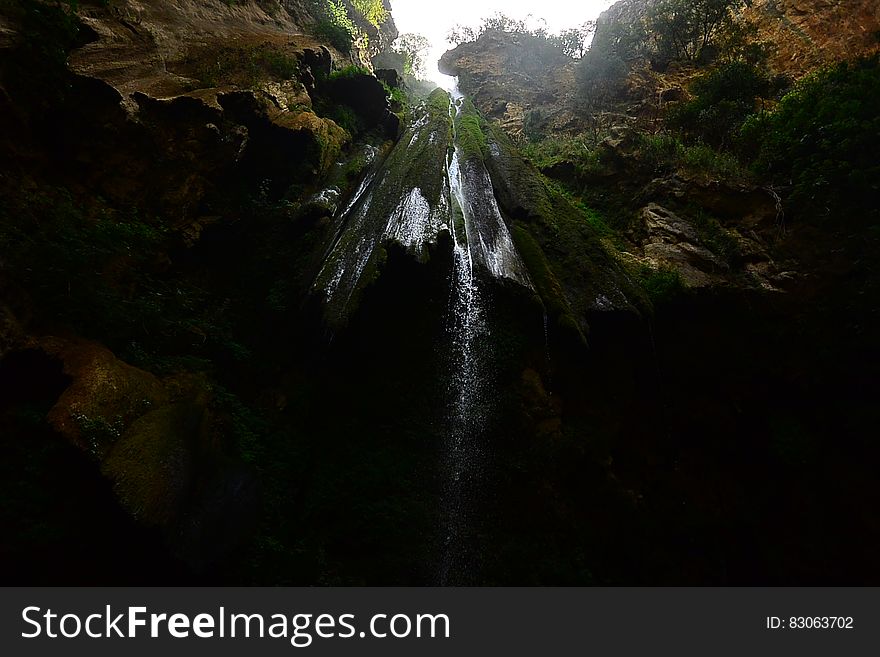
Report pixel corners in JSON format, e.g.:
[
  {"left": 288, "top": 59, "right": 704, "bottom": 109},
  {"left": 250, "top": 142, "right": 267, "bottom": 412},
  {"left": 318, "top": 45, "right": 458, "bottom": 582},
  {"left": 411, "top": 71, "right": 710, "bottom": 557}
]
[{"left": 388, "top": 0, "right": 616, "bottom": 86}]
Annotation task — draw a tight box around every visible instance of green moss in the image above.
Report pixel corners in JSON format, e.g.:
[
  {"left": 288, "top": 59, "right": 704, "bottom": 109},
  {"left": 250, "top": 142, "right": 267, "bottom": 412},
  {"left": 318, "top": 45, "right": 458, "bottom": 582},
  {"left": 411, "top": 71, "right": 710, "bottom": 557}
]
[
  {"left": 328, "top": 65, "right": 372, "bottom": 81},
  {"left": 427, "top": 88, "right": 451, "bottom": 114},
  {"left": 101, "top": 403, "right": 203, "bottom": 527},
  {"left": 192, "top": 44, "right": 300, "bottom": 88},
  {"left": 484, "top": 122, "right": 650, "bottom": 322},
  {"left": 454, "top": 99, "right": 489, "bottom": 161},
  {"left": 510, "top": 225, "right": 586, "bottom": 346},
  {"left": 635, "top": 265, "right": 685, "bottom": 304}
]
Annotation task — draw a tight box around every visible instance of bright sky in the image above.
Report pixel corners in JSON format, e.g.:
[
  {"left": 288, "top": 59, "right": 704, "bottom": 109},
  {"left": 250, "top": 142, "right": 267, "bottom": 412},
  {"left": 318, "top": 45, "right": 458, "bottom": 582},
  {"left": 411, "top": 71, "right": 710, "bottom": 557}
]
[{"left": 389, "top": 0, "right": 616, "bottom": 86}]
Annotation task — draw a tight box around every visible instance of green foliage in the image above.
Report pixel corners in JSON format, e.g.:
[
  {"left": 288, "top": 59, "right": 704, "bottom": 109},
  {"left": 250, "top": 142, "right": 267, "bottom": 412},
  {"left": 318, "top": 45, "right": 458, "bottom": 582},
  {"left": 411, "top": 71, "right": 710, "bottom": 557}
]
[
  {"left": 576, "top": 44, "right": 629, "bottom": 106},
  {"left": 637, "top": 133, "right": 751, "bottom": 182},
  {"left": 647, "top": 0, "right": 751, "bottom": 64},
  {"left": 741, "top": 55, "right": 880, "bottom": 225},
  {"left": 326, "top": 104, "right": 362, "bottom": 136},
  {"left": 519, "top": 135, "right": 606, "bottom": 177},
  {"left": 350, "top": 0, "right": 388, "bottom": 29},
  {"left": 554, "top": 23, "right": 597, "bottom": 60},
  {"left": 446, "top": 12, "right": 592, "bottom": 63},
  {"left": 594, "top": 14, "right": 649, "bottom": 62},
  {"left": 193, "top": 45, "right": 299, "bottom": 88},
  {"left": 3, "top": 0, "right": 82, "bottom": 103},
  {"left": 327, "top": 64, "right": 371, "bottom": 81},
  {"left": 312, "top": 0, "right": 358, "bottom": 53},
  {"left": 390, "top": 33, "right": 430, "bottom": 79},
  {"left": 522, "top": 109, "right": 549, "bottom": 142},
  {"left": 0, "top": 187, "right": 250, "bottom": 374},
  {"left": 314, "top": 18, "right": 354, "bottom": 52},
  {"left": 636, "top": 266, "right": 685, "bottom": 304},
  {"left": 209, "top": 385, "right": 269, "bottom": 465},
  {"left": 668, "top": 61, "right": 774, "bottom": 147},
  {"left": 381, "top": 81, "right": 408, "bottom": 110},
  {"left": 691, "top": 208, "right": 742, "bottom": 262}
]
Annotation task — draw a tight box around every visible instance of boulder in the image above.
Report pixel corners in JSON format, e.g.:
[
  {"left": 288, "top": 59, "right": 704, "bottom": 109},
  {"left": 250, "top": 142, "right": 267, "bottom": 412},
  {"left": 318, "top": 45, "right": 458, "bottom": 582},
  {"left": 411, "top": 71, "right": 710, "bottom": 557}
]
[
  {"left": 43, "top": 338, "right": 168, "bottom": 459},
  {"left": 638, "top": 204, "right": 729, "bottom": 288},
  {"left": 101, "top": 402, "right": 205, "bottom": 528}
]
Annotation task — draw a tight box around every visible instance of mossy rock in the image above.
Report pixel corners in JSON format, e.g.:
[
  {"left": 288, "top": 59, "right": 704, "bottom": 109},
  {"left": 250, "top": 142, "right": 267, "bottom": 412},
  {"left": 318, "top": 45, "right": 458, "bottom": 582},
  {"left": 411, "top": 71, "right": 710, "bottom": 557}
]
[
  {"left": 44, "top": 338, "right": 168, "bottom": 459},
  {"left": 483, "top": 124, "right": 649, "bottom": 331},
  {"left": 101, "top": 402, "right": 206, "bottom": 529},
  {"left": 272, "top": 109, "right": 349, "bottom": 176},
  {"left": 315, "top": 91, "right": 454, "bottom": 328}
]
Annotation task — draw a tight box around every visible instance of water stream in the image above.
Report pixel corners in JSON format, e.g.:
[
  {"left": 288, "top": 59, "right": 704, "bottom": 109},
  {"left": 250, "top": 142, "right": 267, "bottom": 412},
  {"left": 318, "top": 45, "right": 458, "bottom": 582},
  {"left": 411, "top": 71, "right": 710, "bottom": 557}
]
[{"left": 312, "top": 91, "right": 534, "bottom": 584}]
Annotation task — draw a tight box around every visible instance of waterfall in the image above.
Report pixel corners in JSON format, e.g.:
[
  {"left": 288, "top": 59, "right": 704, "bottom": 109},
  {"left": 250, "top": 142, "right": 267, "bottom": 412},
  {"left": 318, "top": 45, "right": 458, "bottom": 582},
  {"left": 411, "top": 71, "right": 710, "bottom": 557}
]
[
  {"left": 312, "top": 91, "right": 535, "bottom": 584},
  {"left": 439, "top": 98, "right": 534, "bottom": 584}
]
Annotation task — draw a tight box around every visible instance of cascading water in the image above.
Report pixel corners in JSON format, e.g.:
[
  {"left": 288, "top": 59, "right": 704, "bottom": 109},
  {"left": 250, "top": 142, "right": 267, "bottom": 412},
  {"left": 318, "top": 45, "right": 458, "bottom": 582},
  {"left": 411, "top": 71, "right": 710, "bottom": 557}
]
[
  {"left": 312, "top": 90, "right": 535, "bottom": 584},
  {"left": 439, "top": 96, "right": 535, "bottom": 584}
]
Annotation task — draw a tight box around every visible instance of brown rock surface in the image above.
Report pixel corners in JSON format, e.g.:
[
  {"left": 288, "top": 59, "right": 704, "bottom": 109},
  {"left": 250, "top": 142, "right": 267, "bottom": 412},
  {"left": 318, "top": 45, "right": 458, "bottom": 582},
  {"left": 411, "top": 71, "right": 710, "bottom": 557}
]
[
  {"left": 440, "top": 31, "right": 582, "bottom": 137},
  {"left": 744, "top": 0, "right": 880, "bottom": 78},
  {"left": 42, "top": 337, "right": 168, "bottom": 458}
]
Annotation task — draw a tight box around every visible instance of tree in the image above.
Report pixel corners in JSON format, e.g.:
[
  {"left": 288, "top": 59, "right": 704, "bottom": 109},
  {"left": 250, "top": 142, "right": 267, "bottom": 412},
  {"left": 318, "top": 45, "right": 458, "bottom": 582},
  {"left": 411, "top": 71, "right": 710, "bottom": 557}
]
[
  {"left": 554, "top": 22, "right": 596, "bottom": 60},
  {"left": 350, "top": 0, "right": 388, "bottom": 30},
  {"left": 392, "top": 33, "right": 430, "bottom": 79},
  {"left": 647, "top": 0, "right": 751, "bottom": 64},
  {"left": 667, "top": 60, "right": 772, "bottom": 147}
]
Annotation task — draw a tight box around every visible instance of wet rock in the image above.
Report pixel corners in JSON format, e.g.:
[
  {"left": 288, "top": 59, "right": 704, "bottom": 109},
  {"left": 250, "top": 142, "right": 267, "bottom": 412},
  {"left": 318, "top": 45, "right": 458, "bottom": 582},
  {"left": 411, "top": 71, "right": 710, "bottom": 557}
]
[
  {"left": 519, "top": 368, "right": 562, "bottom": 440},
  {"left": 300, "top": 46, "right": 333, "bottom": 87},
  {"left": 483, "top": 123, "right": 648, "bottom": 347},
  {"left": 299, "top": 186, "right": 341, "bottom": 223}
]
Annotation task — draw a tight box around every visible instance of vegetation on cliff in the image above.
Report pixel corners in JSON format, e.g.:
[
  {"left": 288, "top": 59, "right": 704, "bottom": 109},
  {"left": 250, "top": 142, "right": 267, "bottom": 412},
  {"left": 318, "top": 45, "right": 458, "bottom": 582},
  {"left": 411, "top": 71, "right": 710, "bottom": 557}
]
[{"left": 1, "top": 0, "right": 879, "bottom": 587}]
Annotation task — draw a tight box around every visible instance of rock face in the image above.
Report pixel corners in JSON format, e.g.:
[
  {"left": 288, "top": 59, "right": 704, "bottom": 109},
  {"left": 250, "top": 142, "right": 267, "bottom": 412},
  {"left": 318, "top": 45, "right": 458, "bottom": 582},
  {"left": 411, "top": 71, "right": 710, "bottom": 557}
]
[
  {"left": 440, "top": 31, "right": 582, "bottom": 137},
  {"left": 592, "top": 0, "right": 880, "bottom": 78},
  {"left": 633, "top": 204, "right": 730, "bottom": 288},
  {"left": 0, "top": 0, "right": 400, "bottom": 225},
  {"left": 43, "top": 338, "right": 169, "bottom": 458},
  {"left": 0, "top": 0, "right": 393, "bottom": 575},
  {"left": 26, "top": 335, "right": 256, "bottom": 569},
  {"left": 744, "top": 0, "right": 880, "bottom": 78}
]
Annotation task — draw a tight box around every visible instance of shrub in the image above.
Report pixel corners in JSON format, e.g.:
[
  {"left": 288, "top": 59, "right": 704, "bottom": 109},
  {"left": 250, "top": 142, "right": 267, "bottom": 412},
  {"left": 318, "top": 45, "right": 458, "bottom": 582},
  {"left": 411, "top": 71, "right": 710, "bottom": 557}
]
[
  {"left": 668, "top": 61, "right": 773, "bottom": 147},
  {"left": 519, "top": 135, "right": 606, "bottom": 177},
  {"left": 637, "top": 133, "right": 750, "bottom": 181},
  {"left": 315, "top": 19, "right": 353, "bottom": 52},
  {"left": 312, "top": 0, "right": 358, "bottom": 53},
  {"left": 741, "top": 55, "right": 880, "bottom": 225},
  {"left": 351, "top": 0, "right": 388, "bottom": 29},
  {"left": 647, "top": 0, "right": 751, "bottom": 64},
  {"left": 523, "top": 109, "right": 549, "bottom": 142},
  {"left": 327, "top": 65, "right": 371, "bottom": 81},
  {"left": 637, "top": 266, "right": 685, "bottom": 304}
]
